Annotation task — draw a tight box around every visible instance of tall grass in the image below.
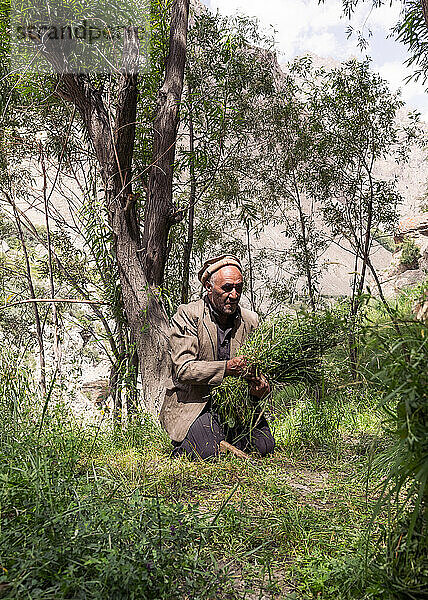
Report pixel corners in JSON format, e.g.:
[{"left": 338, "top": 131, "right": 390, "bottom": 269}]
[
  {"left": 0, "top": 352, "right": 230, "bottom": 599},
  {"left": 307, "top": 284, "right": 428, "bottom": 599},
  {"left": 1, "top": 284, "right": 426, "bottom": 598},
  {"left": 361, "top": 300, "right": 428, "bottom": 596}
]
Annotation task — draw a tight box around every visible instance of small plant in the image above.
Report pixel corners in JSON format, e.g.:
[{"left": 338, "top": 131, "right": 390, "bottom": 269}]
[{"left": 399, "top": 238, "right": 421, "bottom": 269}]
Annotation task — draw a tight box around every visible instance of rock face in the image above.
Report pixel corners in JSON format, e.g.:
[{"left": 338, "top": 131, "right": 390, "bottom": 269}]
[
  {"left": 395, "top": 214, "right": 428, "bottom": 249},
  {"left": 388, "top": 213, "right": 428, "bottom": 290},
  {"left": 394, "top": 269, "right": 426, "bottom": 291}
]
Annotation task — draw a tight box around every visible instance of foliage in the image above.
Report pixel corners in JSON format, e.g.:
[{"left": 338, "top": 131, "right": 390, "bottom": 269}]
[
  {"left": 3, "top": 283, "right": 428, "bottom": 597},
  {"left": 255, "top": 56, "right": 331, "bottom": 308},
  {"left": 249, "top": 55, "right": 416, "bottom": 311},
  {"left": 399, "top": 237, "right": 421, "bottom": 269},
  {"left": 0, "top": 353, "right": 228, "bottom": 599},
  {"left": 165, "top": 7, "right": 278, "bottom": 311},
  {"left": 394, "top": 0, "right": 428, "bottom": 87},
  {"left": 353, "top": 287, "right": 428, "bottom": 595},
  {"left": 272, "top": 381, "right": 381, "bottom": 450},
  {"left": 311, "top": 59, "right": 405, "bottom": 244},
  {"left": 323, "top": 0, "right": 428, "bottom": 89},
  {"left": 212, "top": 303, "right": 348, "bottom": 434},
  {"left": 0, "top": 343, "right": 392, "bottom": 600},
  {"left": 365, "top": 311, "right": 428, "bottom": 527}
]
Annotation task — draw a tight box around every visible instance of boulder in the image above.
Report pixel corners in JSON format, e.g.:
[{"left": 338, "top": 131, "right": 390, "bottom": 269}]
[
  {"left": 394, "top": 269, "right": 426, "bottom": 291},
  {"left": 394, "top": 214, "right": 428, "bottom": 253}
]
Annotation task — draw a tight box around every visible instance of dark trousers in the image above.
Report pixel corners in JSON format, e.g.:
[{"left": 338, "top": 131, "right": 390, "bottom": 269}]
[{"left": 172, "top": 410, "right": 275, "bottom": 460}]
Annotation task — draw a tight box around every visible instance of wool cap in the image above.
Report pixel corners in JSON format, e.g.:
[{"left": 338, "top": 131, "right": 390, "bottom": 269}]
[{"left": 198, "top": 254, "right": 242, "bottom": 285}]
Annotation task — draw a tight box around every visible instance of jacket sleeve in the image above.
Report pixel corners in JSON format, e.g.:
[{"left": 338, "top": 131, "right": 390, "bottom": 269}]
[{"left": 170, "top": 305, "right": 226, "bottom": 387}]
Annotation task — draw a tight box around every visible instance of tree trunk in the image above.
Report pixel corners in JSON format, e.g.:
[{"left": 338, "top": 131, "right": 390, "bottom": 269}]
[
  {"left": 127, "top": 332, "right": 139, "bottom": 417},
  {"left": 349, "top": 179, "right": 374, "bottom": 378},
  {"left": 181, "top": 83, "right": 196, "bottom": 304},
  {"left": 40, "top": 144, "right": 61, "bottom": 373},
  {"left": 143, "top": 0, "right": 191, "bottom": 287},
  {"left": 348, "top": 248, "right": 360, "bottom": 380},
  {"left": 37, "top": 2, "right": 190, "bottom": 415},
  {"left": 246, "top": 221, "right": 256, "bottom": 311},
  {"left": 292, "top": 173, "right": 316, "bottom": 311}
]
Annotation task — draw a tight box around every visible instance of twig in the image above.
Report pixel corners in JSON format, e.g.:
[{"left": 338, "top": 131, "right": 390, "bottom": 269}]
[
  {"left": 12, "top": 202, "right": 47, "bottom": 396},
  {"left": 40, "top": 142, "right": 61, "bottom": 373},
  {"left": 1, "top": 298, "right": 109, "bottom": 310},
  {"left": 219, "top": 440, "right": 250, "bottom": 460}
]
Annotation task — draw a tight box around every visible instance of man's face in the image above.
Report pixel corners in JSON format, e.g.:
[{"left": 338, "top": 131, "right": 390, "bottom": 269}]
[{"left": 205, "top": 266, "right": 243, "bottom": 316}]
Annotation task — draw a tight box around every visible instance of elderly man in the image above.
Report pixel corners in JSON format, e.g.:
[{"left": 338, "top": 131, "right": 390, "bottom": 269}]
[{"left": 159, "top": 254, "right": 275, "bottom": 460}]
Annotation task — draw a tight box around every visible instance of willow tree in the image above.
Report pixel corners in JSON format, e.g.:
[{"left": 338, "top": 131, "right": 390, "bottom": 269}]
[
  {"left": 309, "top": 59, "right": 416, "bottom": 373},
  {"left": 10, "top": 0, "right": 191, "bottom": 414},
  {"left": 171, "top": 8, "right": 278, "bottom": 307}
]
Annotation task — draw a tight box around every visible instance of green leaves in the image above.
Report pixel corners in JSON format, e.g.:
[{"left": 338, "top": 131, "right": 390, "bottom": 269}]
[
  {"left": 0, "top": 354, "right": 227, "bottom": 599},
  {"left": 361, "top": 289, "right": 428, "bottom": 575}
]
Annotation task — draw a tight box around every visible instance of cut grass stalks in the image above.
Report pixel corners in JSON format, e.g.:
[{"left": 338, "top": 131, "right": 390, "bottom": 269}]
[{"left": 212, "top": 305, "right": 348, "bottom": 435}]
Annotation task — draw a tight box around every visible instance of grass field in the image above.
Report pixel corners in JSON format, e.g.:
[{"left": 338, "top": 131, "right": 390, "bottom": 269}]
[
  {"left": 0, "top": 382, "right": 396, "bottom": 600},
  {"left": 1, "top": 285, "right": 427, "bottom": 599}
]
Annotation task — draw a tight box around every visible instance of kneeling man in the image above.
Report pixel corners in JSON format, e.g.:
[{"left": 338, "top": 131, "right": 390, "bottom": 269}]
[{"left": 159, "top": 255, "right": 275, "bottom": 460}]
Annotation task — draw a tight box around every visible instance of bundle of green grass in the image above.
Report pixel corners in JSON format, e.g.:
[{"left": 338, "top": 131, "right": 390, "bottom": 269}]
[{"left": 211, "top": 305, "right": 347, "bottom": 432}]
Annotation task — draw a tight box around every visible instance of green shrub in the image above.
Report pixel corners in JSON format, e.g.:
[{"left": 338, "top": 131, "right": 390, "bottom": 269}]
[
  {"left": 399, "top": 238, "right": 421, "bottom": 269},
  {"left": 1, "top": 490, "right": 223, "bottom": 599},
  {"left": 359, "top": 300, "right": 428, "bottom": 595}
]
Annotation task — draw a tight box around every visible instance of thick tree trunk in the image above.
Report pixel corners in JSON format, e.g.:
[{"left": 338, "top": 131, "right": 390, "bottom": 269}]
[
  {"left": 41, "top": 3, "right": 190, "bottom": 415},
  {"left": 54, "top": 28, "right": 169, "bottom": 415},
  {"left": 111, "top": 202, "right": 170, "bottom": 414},
  {"left": 143, "top": 0, "right": 191, "bottom": 287}
]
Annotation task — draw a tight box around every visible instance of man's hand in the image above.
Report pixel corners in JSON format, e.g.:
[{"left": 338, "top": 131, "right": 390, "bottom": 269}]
[
  {"left": 248, "top": 374, "right": 270, "bottom": 399},
  {"left": 225, "top": 356, "right": 248, "bottom": 377}
]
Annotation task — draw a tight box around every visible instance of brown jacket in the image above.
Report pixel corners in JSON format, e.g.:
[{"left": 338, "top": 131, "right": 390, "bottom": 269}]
[{"left": 159, "top": 296, "right": 259, "bottom": 442}]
